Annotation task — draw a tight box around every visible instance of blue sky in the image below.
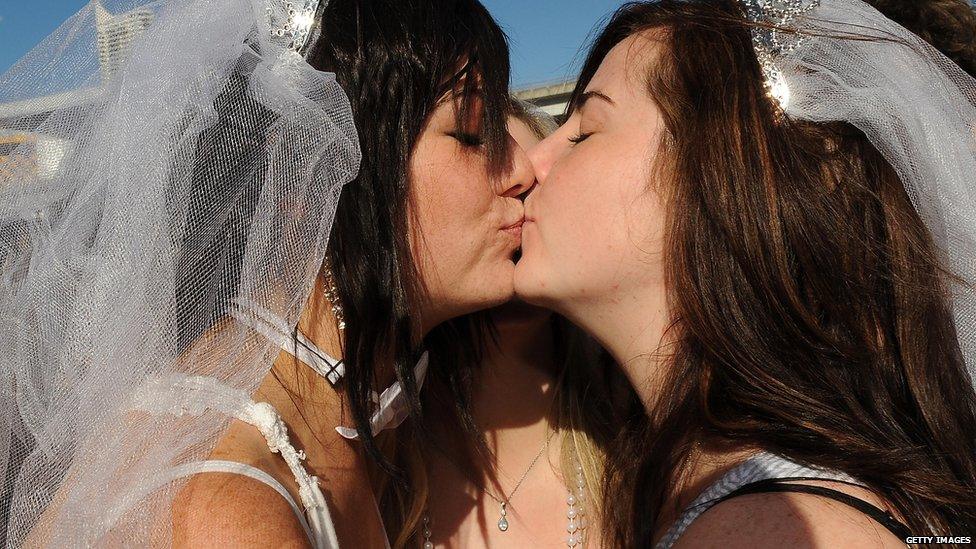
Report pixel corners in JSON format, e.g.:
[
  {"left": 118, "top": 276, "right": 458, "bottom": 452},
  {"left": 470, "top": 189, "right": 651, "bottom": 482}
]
[
  {"left": 0, "top": 0, "right": 625, "bottom": 88},
  {"left": 485, "top": 0, "right": 625, "bottom": 86}
]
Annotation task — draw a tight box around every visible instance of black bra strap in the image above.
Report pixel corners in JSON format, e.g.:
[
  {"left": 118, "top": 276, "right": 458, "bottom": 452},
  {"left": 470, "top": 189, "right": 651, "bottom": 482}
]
[{"left": 708, "top": 477, "right": 911, "bottom": 540}]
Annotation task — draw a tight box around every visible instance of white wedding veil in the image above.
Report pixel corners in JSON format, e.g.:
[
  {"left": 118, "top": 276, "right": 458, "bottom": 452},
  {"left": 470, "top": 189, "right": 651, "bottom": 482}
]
[{"left": 0, "top": 0, "right": 359, "bottom": 545}]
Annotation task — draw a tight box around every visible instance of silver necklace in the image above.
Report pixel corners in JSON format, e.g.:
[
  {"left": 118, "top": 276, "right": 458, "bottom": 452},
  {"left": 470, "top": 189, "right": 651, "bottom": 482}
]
[
  {"left": 422, "top": 433, "right": 589, "bottom": 548},
  {"left": 483, "top": 429, "right": 555, "bottom": 533}
]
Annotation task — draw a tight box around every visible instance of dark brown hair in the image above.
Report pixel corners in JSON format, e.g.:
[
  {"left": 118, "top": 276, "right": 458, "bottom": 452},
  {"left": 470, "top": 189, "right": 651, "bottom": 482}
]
[
  {"left": 570, "top": 1, "right": 976, "bottom": 546},
  {"left": 307, "top": 0, "right": 513, "bottom": 480}
]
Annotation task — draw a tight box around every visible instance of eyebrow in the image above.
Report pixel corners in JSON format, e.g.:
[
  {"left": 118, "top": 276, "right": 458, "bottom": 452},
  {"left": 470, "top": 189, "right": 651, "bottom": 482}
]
[{"left": 572, "top": 90, "right": 616, "bottom": 113}]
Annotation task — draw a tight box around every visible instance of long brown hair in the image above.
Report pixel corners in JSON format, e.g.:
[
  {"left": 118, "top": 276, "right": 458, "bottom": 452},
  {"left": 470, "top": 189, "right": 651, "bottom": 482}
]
[{"left": 570, "top": 1, "right": 976, "bottom": 546}]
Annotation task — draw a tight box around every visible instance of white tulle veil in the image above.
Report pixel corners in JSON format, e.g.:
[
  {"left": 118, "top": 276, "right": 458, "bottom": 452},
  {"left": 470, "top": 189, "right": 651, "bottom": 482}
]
[{"left": 0, "top": 0, "right": 359, "bottom": 545}]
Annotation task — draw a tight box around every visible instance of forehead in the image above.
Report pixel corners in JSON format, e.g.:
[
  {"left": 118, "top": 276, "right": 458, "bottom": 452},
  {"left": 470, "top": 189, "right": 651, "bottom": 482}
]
[
  {"left": 430, "top": 88, "right": 486, "bottom": 120},
  {"left": 586, "top": 31, "right": 664, "bottom": 102}
]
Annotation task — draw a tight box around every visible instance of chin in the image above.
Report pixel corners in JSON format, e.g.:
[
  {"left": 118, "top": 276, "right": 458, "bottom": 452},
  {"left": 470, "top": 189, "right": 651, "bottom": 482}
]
[
  {"left": 513, "top": 258, "right": 555, "bottom": 309},
  {"left": 462, "top": 262, "right": 518, "bottom": 315},
  {"left": 488, "top": 261, "right": 518, "bottom": 305}
]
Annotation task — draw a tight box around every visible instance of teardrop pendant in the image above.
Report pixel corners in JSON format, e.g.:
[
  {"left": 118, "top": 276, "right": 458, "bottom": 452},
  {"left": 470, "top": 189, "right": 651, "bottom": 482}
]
[{"left": 497, "top": 515, "right": 509, "bottom": 532}]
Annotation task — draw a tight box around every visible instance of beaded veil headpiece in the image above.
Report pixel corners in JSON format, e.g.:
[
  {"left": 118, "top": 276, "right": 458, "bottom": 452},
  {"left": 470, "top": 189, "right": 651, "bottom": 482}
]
[
  {"left": 268, "top": 0, "right": 323, "bottom": 54},
  {"left": 743, "top": 0, "right": 821, "bottom": 109}
]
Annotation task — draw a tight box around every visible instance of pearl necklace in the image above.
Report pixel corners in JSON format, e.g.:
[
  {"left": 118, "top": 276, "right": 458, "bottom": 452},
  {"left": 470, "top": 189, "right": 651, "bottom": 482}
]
[
  {"left": 565, "top": 458, "right": 588, "bottom": 547},
  {"left": 321, "top": 266, "right": 345, "bottom": 331},
  {"left": 422, "top": 454, "right": 589, "bottom": 548}
]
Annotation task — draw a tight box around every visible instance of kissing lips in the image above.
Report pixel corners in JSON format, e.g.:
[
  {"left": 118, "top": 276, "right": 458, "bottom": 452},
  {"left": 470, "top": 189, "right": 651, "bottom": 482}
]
[
  {"left": 502, "top": 219, "right": 524, "bottom": 237},
  {"left": 501, "top": 214, "right": 525, "bottom": 238}
]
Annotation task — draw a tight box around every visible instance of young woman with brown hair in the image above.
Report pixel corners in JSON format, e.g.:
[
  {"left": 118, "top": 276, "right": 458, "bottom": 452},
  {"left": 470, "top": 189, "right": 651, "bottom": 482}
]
[{"left": 516, "top": 0, "right": 976, "bottom": 546}]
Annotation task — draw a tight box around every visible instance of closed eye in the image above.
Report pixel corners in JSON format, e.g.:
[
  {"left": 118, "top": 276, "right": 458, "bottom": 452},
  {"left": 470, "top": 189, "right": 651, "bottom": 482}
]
[
  {"left": 568, "top": 132, "right": 593, "bottom": 145},
  {"left": 448, "top": 131, "right": 484, "bottom": 147}
]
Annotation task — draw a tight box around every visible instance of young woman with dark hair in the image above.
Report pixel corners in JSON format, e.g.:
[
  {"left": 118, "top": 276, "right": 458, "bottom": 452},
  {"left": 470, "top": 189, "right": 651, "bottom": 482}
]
[
  {"left": 170, "top": 0, "right": 534, "bottom": 546},
  {"left": 516, "top": 0, "right": 976, "bottom": 547},
  {"left": 414, "top": 103, "right": 629, "bottom": 548}
]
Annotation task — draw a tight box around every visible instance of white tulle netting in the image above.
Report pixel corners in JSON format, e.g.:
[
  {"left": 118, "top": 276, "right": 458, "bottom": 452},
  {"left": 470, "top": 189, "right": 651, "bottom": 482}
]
[
  {"left": 0, "top": 0, "right": 359, "bottom": 546},
  {"left": 771, "top": 0, "right": 976, "bottom": 382}
]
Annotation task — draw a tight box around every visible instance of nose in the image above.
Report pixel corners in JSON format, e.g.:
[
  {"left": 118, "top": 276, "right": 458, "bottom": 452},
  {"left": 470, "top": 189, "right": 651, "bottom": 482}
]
[
  {"left": 526, "top": 131, "right": 557, "bottom": 186},
  {"left": 497, "top": 135, "right": 535, "bottom": 198}
]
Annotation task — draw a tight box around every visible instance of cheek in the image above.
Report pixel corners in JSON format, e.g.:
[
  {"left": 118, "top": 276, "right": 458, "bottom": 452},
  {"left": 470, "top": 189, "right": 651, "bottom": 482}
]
[
  {"left": 546, "top": 170, "right": 614, "bottom": 255},
  {"left": 559, "top": 176, "right": 633, "bottom": 270},
  {"left": 520, "top": 142, "right": 666, "bottom": 300},
  {"left": 408, "top": 142, "right": 501, "bottom": 285},
  {"left": 546, "top": 145, "right": 642, "bottom": 247},
  {"left": 411, "top": 153, "right": 493, "bottom": 246}
]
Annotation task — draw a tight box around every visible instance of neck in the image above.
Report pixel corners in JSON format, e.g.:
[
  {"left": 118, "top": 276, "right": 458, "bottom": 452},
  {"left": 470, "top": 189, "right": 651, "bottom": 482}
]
[
  {"left": 470, "top": 303, "right": 558, "bottom": 444},
  {"left": 261, "top": 273, "right": 347, "bottom": 436},
  {"left": 558, "top": 284, "right": 671, "bottom": 414},
  {"left": 296, "top": 274, "right": 346, "bottom": 361},
  {"left": 556, "top": 286, "right": 760, "bottom": 536}
]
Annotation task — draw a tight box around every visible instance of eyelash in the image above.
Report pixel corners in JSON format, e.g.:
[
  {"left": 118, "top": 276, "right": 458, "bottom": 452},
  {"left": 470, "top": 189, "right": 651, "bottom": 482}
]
[
  {"left": 568, "top": 132, "right": 593, "bottom": 144},
  {"left": 449, "top": 131, "right": 484, "bottom": 147}
]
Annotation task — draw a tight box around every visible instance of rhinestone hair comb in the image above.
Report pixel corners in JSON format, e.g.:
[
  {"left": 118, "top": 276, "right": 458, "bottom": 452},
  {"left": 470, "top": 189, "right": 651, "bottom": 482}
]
[
  {"left": 743, "top": 0, "right": 822, "bottom": 109},
  {"left": 267, "top": 0, "right": 322, "bottom": 55}
]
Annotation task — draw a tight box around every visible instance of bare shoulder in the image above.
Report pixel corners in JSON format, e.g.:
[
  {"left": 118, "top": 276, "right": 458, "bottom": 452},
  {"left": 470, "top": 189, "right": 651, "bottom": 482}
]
[
  {"left": 170, "top": 419, "right": 310, "bottom": 548},
  {"left": 672, "top": 481, "right": 906, "bottom": 549},
  {"left": 171, "top": 468, "right": 310, "bottom": 548}
]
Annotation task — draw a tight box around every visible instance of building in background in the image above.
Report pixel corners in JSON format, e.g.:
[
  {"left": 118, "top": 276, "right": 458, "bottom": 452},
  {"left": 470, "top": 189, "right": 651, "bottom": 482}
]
[
  {"left": 95, "top": 1, "right": 154, "bottom": 82},
  {"left": 0, "top": 1, "right": 153, "bottom": 184},
  {"left": 514, "top": 79, "right": 576, "bottom": 121}
]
